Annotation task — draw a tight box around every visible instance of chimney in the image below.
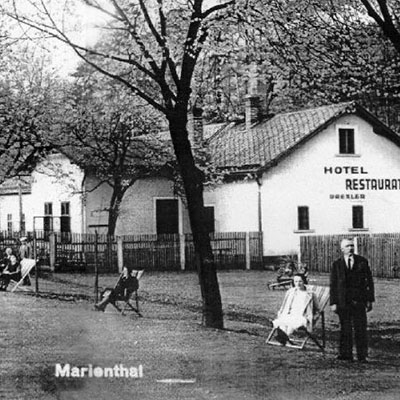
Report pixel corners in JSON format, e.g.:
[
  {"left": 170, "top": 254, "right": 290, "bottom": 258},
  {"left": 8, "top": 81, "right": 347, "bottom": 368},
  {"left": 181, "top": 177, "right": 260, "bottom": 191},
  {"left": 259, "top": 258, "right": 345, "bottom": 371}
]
[
  {"left": 189, "top": 103, "right": 204, "bottom": 145},
  {"left": 245, "top": 63, "right": 261, "bottom": 132}
]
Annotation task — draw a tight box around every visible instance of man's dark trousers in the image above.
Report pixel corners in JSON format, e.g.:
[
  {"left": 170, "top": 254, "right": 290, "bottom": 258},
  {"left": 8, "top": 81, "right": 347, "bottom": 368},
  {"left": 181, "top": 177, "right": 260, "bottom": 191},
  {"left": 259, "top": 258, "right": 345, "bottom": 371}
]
[{"left": 338, "top": 303, "right": 367, "bottom": 360}]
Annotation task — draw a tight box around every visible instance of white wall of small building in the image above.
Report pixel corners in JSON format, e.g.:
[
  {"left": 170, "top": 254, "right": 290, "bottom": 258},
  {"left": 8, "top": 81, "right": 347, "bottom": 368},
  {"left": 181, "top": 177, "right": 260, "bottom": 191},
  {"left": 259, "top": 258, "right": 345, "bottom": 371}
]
[
  {"left": 204, "top": 180, "right": 259, "bottom": 232},
  {"left": 85, "top": 176, "right": 191, "bottom": 235},
  {"left": 0, "top": 154, "right": 85, "bottom": 233}
]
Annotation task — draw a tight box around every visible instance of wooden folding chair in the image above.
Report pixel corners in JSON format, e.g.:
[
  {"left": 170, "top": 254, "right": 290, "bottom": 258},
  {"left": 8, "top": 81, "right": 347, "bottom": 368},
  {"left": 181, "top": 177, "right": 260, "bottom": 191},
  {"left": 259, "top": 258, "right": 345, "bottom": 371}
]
[
  {"left": 9, "top": 258, "right": 36, "bottom": 293},
  {"left": 105, "top": 269, "right": 144, "bottom": 317},
  {"left": 266, "top": 285, "right": 330, "bottom": 351}
]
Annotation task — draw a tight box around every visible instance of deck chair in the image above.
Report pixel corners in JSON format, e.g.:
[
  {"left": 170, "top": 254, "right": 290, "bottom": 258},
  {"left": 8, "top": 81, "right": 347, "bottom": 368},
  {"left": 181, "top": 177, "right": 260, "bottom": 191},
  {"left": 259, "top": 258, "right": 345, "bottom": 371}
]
[
  {"left": 102, "top": 269, "right": 144, "bottom": 317},
  {"left": 266, "top": 285, "right": 330, "bottom": 351},
  {"left": 9, "top": 258, "right": 36, "bottom": 293}
]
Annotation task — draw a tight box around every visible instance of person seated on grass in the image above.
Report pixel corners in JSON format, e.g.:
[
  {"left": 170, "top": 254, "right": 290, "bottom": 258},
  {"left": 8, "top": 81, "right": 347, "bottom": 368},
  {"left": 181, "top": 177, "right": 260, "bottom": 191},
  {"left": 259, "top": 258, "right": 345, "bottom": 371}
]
[
  {"left": 0, "top": 254, "right": 21, "bottom": 291},
  {"left": 94, "top": 266, "right": 139, "bottom": 312},
  {"left": 272, "top": 273, "right": 315, "bottom": 345}
]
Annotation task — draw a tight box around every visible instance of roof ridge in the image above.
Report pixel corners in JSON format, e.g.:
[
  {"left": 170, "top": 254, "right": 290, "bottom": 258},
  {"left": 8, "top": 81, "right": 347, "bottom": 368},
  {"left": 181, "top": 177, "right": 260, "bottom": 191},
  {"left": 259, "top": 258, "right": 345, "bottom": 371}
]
[{"left": 272, "top": 101, "right": 355, "bottom": 119}]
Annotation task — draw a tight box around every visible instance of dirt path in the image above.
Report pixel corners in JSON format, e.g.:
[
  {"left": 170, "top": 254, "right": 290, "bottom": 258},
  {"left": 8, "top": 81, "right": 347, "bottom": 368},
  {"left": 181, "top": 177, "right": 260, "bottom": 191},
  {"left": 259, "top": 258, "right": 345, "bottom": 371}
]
[{"left": 1, "top": 289, "right": 400, "bottom": 400}]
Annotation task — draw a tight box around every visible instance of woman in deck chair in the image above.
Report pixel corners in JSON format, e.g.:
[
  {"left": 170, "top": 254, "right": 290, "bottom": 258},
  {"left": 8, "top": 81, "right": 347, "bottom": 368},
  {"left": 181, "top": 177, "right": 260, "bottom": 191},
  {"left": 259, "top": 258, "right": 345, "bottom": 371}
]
[
  {"left": 94, "top": 266, "right": 139, "bottom": 312},
  {"left": 272, "top": 274, "right": 315, "bottom": 345},
  {"left": 0, "top": 255, "right": 21, "bottom": 291}
]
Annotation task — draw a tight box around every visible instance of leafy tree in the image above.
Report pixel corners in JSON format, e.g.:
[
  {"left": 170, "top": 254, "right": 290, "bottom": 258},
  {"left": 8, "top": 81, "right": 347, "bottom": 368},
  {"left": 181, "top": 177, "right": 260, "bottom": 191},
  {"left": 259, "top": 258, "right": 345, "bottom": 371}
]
[
  {"left": 4, "top": 0, "right": 241, "bottom": 328},
  {"left": 357, "top": 0, "right": 400, "bottom": 54},
  {"left": 56, "top": 77, "right": 169, "bottom": 236},
  {"left": 0, "top": 39, "right": 58, "bottom": 182}
]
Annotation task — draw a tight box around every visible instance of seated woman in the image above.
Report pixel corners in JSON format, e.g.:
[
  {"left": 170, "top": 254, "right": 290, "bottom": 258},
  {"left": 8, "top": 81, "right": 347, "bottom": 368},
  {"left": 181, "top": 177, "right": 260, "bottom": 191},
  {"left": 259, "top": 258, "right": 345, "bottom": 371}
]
[
  {"left": 94, "top": 266, "right": 139, "bottom": 312},
  {"left": 0, "top": 254, "right": 21, "bottom": 291},
  {"left": 272, "top": 273, "right": 315, "bottom": 345},
  {"left": 0, "top": 247, "right": 14, "bottom": 272}
]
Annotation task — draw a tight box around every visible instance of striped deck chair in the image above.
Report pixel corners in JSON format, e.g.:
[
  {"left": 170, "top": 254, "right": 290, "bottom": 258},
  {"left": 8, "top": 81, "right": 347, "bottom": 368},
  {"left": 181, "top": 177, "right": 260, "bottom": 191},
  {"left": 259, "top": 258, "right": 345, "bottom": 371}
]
[
  {"left": 266, "top": 285, "right": 330, "bottom": 351},
  {"left": 10, "top": 258, "right": 36, "bottom": 293}
]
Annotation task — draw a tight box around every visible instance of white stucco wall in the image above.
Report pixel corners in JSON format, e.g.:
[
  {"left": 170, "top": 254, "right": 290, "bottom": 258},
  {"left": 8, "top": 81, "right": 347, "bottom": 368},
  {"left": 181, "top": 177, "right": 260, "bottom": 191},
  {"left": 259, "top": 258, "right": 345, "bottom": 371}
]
[
  {"left": 204, "top": 180, "right": 259, "bottom": 232},
  {"left": 85, "top": 176, "right": 191, "bottom": 235},
  {"left": 260, "top": 114, "right": 400, "bottom": 255},
  {"left": 0, "top": 154, "right": 85, "bottom": 233}
]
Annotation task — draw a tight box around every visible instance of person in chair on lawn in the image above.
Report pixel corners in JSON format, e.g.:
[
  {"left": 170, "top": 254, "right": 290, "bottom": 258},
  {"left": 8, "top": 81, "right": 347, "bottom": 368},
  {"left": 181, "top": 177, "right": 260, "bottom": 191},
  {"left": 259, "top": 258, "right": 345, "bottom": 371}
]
[
  {"left": 272, "top": 274, "right": 315, "bottom": 345},
  {"left": 0, "top": 255, "right": 21, "bottom": 291},
  {"left": 95, "top": 266, "right": 139, "bottom": 312}
]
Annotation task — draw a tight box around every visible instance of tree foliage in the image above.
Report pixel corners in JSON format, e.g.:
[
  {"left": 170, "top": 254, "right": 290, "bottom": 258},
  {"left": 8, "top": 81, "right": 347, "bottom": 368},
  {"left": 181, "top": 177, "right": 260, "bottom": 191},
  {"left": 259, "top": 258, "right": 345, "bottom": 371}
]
[
  {"left": 3, "top": 0, "right": 234, "bottom": 328},
  {"left": 55, "top": 75, "right": 169, "bottom": 236}
]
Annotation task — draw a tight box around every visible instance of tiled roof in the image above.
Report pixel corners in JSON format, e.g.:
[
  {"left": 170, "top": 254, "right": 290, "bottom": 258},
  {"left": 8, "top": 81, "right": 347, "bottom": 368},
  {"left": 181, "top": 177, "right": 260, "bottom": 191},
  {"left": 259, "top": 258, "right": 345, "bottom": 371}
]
[
  {"left": 0, "top": 177, "right": 32, "bottom": 195},
  {"left": 209, "top": 102, "right": 359, "bottom": 170}
]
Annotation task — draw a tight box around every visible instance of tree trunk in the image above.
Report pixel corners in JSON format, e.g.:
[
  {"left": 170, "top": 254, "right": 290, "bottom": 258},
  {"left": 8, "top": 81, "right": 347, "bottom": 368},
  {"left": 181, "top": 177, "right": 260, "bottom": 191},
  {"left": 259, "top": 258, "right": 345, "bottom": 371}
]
[
  {"left": 168, "top": 112, "right": 223, "bottom": 329},
  {"left": 106, "top": 184, "right": 127, "bottom": 271},
  {"left": 107, "top": 184, "right": 127, "bottom": 237}
]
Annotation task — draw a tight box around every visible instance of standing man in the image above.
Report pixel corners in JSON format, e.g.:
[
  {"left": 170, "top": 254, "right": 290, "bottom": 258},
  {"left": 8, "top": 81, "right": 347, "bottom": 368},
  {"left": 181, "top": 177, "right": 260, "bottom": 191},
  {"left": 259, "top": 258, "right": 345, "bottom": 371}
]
[{"left": 330, "top": 238, "right": 374, "bottom": 363}]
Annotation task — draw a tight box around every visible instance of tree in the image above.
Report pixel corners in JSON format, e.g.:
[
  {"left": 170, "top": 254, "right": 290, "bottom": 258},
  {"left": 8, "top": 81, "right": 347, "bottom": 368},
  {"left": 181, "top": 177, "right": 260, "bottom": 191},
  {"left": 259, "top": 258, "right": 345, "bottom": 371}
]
[
  {"left": 4, "top": 0, "right": 239, "bottom": 328},
  {"left": 357, "top": 0, "right": 400, "bottom": 54},
  {"left": 57, "top": 78, "right": 169, "bottom": 236},
  {"left": 0, "top": 38, "right": 58, "bottom": 182}
]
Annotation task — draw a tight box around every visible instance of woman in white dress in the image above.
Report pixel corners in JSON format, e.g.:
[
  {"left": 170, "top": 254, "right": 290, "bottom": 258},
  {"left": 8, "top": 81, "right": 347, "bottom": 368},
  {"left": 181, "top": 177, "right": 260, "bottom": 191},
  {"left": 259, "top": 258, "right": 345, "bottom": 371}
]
[{"left": 273, "top": 274, "right": 315, "bottom": 344}]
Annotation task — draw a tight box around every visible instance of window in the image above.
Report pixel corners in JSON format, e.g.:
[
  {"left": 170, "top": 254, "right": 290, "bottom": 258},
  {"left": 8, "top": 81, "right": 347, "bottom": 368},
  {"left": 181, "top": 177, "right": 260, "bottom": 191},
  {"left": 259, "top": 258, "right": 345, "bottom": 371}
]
[
  {"left": 61, "top": 202, "right": 71, "bottom": 233},
  {"left": 44, "top": 202, "right": 53, "bottom": 234},
  {"left": 352, "top": 206, "right": 364, "bottom": 229},
  {"left": 297, "top": 206, "right": 310, "bottom": 231},
  {"left": 339, "top": 128, "right": 355, "bottom": 154},
  {"left": 7, "top": 214, "right": 12, "bottom": 234},
  {"left": 156, "top": 199, "right": 179, "bottom": 234},
  {"left": 204, "top": 206, "right": 215, "bottom": 234}
]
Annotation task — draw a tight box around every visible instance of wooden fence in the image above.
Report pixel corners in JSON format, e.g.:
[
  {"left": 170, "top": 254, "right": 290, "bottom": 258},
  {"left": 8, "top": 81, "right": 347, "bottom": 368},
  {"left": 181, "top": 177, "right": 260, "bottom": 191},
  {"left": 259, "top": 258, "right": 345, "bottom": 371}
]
[
  {"left": 300, "top": 233, "right": 400, "bottom": 279},
  {"left": 122, "top": 232, "right": 263, "bottom": 271},
  {"left": 0, "top": 230, "right": 263, "bottom": 272}
]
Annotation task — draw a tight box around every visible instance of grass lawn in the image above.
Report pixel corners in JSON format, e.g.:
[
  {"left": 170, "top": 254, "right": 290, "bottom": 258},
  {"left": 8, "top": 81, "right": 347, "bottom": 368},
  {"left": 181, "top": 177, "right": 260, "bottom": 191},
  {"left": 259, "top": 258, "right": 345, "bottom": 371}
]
[{"left": 1, "top": 270, "right": 400, "bottom": 399}]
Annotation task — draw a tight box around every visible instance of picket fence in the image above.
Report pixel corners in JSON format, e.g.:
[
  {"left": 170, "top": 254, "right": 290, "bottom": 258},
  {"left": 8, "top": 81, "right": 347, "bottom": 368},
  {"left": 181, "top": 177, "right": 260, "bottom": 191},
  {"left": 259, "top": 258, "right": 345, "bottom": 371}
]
[
  {"left": 300, "top": 233, "right": 400, "bottom": 278},
  {"left": 0, "top": 231, "right": 263, "bottom": 272}
]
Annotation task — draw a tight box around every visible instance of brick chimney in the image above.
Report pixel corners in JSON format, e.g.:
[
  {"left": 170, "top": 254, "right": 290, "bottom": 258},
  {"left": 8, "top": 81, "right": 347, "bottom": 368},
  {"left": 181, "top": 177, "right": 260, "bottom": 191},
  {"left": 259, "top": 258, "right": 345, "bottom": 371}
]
[{"left": 245, "top": 63, "right": 261, "bottom": 132}]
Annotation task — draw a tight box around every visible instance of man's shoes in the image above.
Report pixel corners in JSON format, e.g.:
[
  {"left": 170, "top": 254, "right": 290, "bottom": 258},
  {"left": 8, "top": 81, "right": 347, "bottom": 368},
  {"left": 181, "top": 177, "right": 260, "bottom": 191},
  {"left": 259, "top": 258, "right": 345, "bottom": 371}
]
[
  {"left": 94, "top": 304, "right": 105, "bottom": 312},
  {"left": 337, "top": 355, "right": 354, "bottom": 362}
]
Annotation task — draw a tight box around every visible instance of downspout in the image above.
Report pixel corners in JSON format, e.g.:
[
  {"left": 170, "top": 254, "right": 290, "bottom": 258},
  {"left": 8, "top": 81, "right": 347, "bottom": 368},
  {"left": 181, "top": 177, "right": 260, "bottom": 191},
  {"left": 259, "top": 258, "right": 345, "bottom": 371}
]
[
  {"left": 81, "top": 173, "right": 87, "bottom": 234},
  {"left": 255, "top": 171, "right": 264, "bottom": 265},
  {"left": 255, "top": 172, "right": 263, "bottom": 233}
]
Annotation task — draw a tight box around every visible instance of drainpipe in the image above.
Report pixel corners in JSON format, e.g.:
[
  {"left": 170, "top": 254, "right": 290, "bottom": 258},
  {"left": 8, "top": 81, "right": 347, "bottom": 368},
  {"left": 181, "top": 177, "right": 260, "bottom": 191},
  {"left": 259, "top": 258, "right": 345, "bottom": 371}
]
[
  {"left": 255, "top": 172, "right": 264, "bottom": 264},
  {"left": 255, "top": 172, "right": 263, "bottom": 233}
]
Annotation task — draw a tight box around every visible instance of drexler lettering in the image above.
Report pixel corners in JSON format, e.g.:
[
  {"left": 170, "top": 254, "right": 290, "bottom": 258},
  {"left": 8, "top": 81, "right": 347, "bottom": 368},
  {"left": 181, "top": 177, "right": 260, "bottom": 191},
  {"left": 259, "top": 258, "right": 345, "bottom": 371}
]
[{"left": 346, "top": 179, "right": 400, "bottom": 190}]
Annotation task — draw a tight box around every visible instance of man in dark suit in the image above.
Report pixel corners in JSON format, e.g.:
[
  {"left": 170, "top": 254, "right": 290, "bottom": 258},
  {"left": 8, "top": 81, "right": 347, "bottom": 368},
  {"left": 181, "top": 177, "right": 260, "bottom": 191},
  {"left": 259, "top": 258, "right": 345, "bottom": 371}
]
[{"left": 330, "top": 238, "right": 374, "bottom": 363}]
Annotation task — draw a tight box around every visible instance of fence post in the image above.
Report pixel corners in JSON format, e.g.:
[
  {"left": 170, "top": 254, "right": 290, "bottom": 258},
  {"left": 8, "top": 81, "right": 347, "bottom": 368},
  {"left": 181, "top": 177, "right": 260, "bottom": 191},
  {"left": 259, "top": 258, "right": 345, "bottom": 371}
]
[
  {"left": 33, "top": 230, "right": 38, "bottom": 294},
  {"left": 354, "top": 236, "right": 359, "bottom": 254},
  {"left": 49, "top": 232, "right": 56, "bottom": 272},
  {"left": 117, "top": 236, "right": 123, "bottom": 273},
  {"left": 179, "top": 234, "right": 186, "bottom": 271},
  {"left": 245, "top": 232, "right": 250, "bottom": 270},
  {"left": 94, "top": 231, "right": 99, "bottom": 303},
  {"left": 298, "top": 236, "right": 302, "bottom": 264}
]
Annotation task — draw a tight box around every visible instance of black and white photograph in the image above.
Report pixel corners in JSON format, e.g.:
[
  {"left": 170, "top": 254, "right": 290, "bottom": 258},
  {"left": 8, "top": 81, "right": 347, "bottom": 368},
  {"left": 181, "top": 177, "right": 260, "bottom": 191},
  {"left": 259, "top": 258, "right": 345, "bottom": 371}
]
[{"left": 0, "top": 1, "right": 400, "bottom": 399}]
